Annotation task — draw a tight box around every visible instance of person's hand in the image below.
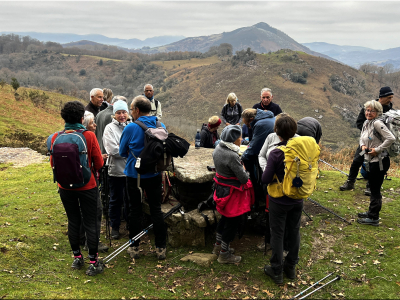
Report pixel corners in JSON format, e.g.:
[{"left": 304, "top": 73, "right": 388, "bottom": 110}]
[
  {"left": 226, "top": 122, "right": 230, "bottom": 126},
  {"left": 361, "top": 146, "right": 367, "bottom": 151},
  {"left": 368, "top": 148, "right": 377, "bottom": 157},
  {"left": 236, "top": 123, "right": 240, "bottom": 125},
  {"left": 102, "top": 154, "right": 108, "bottom": 160}
]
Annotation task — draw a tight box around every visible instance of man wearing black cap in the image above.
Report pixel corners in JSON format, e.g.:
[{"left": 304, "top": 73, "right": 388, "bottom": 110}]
[{"left": 340, "top": 86, "right": 394, "bottom": 193}]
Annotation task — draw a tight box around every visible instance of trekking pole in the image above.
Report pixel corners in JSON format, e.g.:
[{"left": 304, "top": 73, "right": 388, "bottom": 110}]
[
  {"left": 103, "top": 203, "right": 182, "bottom": 264},
  {"left": 302, "top": 209, "right": 312, "bottom": 221},
  {"left": 101, "top": 166, "right": 111, "bottom": 247},
  {"left": 290, "top": 272, "right": 336, "bottom": 299},
  {"left": 297, "top": 274, "right": 340, "bottom": 299},
  {"left": 307, "top": 198, "right": 352, "bottom": 225},
  {"left": 318, "top": 159, "right": 348, "bottom": 176}
]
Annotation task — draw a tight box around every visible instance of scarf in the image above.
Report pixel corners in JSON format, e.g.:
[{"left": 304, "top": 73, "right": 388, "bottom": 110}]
[
  {"left": 219, "top": 140, "right": 240, "bottom": 154},
  {"left": 65, "top": 123, "right": 86, "bottom": 130}
]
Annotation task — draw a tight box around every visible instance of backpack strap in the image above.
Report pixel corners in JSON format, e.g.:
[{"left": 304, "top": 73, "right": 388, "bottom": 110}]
[
  {"left": 155, "top": 100, "right": 159, "bottom": 111},
  {"left": 134, "top": 120, "right": 149, "bottom": 131}
]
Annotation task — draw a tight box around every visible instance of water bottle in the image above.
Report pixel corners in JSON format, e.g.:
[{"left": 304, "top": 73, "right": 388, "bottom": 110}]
[{"left": 195, "top": 129, "right": 201, "bottom": 149}]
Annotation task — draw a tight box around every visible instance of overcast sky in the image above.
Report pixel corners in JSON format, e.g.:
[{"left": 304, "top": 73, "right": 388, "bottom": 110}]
[{"left": 2, "top": 1, "right": 400, "bottom": 50}]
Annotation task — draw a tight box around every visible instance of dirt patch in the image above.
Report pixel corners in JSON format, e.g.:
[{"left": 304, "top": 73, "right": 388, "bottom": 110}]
[{"left": 0, "top": 147, "right": 47, "bottom": 168}]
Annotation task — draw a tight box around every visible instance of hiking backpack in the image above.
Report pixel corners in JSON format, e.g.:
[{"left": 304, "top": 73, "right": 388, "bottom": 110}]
[
  {"left": 374, "top": 109, "right": 400, "bottom": 157},
  {"left": 50, "top": 129, "right": 92, "bottom": 188},
  {"left": 267, "top": 136, "right": 320, "bottom": 199}
]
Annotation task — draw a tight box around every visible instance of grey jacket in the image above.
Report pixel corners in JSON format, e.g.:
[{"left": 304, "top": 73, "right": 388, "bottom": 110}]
[
  {"left": 213, "top": 143, "right": 249, "bottom": 184},
  {"left": 103, "top": 118, "right": 130, "bottom": 177},
  {"left": 360, "top": 119, "right": 395, "bottom": 163},
  {"left": 95, "top": 105, "right": 113, "bottom": 154}
]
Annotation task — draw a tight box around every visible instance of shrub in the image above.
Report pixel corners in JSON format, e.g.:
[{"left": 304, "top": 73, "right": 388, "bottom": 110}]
[
  {"left": 11, "top": 77, "right": 20, "bottom": 92},
  {"left": 79, "top": 69, "right": 86, "bottom": 76},
  {"left": 28, "top": 90, "right": 49, "bottom": 107}
]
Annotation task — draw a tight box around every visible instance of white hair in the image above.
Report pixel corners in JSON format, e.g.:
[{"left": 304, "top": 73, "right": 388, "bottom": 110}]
[
  {"left": 144, "top": 84, "right": 153, "bottom": 91},
  {"left": 90, "top": 88, "right": 103, "bottom": 98},
  {"left": 261, "top": 88, "right": 272, "bottom": 96},
  {"left": 111, "top": 95, "right": 128, "bottom": 104},
  {"left": 83, "top": 111, "right": 95, "bottom": 128}
]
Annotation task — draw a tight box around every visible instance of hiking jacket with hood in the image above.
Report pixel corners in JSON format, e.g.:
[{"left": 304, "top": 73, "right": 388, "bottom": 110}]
[
  {"left": 119, "top": 115, "right": 166, "bottom": 179},
  {"left": 356, "top": 100, "right": 393, "bottom": 131},
  {"left": 242, "top": 109, "right": 275, "bottom": 161},
  {"left": 103, "top": 118, "right": 131, "bottom": 177},
  {"left": 221, "top": 102, "right": 243, "bottom": 125},
  {"left": 200, "top": 123, "right": 220, "bottom": 148}
]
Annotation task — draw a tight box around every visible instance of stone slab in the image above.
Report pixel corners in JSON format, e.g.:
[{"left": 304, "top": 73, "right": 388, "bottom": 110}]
[{"left": 180, "top": 253, "right": 217, "bottom": 267}]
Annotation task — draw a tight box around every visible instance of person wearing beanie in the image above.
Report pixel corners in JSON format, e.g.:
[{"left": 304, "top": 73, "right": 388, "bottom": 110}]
[
  {"left": 212, "top": 125, "right": 254, "bottom": 264},
  {"left": 340, "top": 86, "right": 395, "bottom": 194},
  {"left": 200, "top": 116, "right": 221, "bottom": 148},
  {"left": 102, "top": 100, "right": 131, "bottom": 240}
]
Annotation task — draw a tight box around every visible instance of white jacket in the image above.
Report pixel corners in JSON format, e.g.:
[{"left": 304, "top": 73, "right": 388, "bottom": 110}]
[{"left": 103, "top": 118, "right": 130, "bottom": 177}]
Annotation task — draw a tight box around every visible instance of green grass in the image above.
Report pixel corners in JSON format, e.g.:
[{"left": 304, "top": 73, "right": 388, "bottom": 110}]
[{"left": 1, "top": 163, "right": 400, "bottom": 299}]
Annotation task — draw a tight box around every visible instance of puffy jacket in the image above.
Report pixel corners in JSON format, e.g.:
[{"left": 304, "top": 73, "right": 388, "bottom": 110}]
[{"left": 103, "top": 118, "right": 130, "bottom": 177}]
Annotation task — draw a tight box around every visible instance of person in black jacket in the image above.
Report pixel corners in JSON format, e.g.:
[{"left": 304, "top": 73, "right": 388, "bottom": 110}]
[
  {"left": 85, "top": 88, "right": 104, "bottom": 118},
  {"left": 221, "top": 93, "right": 243, "bottom": 126},
  {"left": 253, "top": 88, "right": 282, "bottom": 117},
  {"left": 200, "top": 116, "right": 221, "bottom": 148},
  {"left": 340, "top": 86, "right": 394, "bottom": 194}
]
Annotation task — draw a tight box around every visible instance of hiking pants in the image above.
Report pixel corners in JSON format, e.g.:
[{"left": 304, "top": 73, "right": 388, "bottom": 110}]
[
  {"left": 216, "top": 215, "right": 241, "bottom": 245},
  {"left": 269, "top": 200, "right": 303, "bottom": 274},
  {"left": 59, "top": 187, "right": 99, "bottom": 256},
  {"left": 109, "top": 176, "right": 129, "bottom": 230},
  {"left": 79, "top": 188, "right": 102, "bottom": 244},
  {"left": 367, "top": 157, "right": 390, "bottom": 220},
  {"left": 242, "top": 156, "right": 263, "bottom": 208},
  {"left": 348, "top": 146, "right": 364, "bottom": 181},
  {"left": 126, "top": 174, "right": 166, "bottom": 248}
]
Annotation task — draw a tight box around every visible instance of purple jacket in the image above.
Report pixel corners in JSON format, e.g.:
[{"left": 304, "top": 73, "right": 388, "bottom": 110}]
[{"left": 261, "top": 141, "right": 303, "bottom": 205}]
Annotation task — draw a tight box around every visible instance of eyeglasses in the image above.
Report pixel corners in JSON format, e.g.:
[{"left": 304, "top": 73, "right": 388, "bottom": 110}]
[{"left": 366, "top": 109, "right": 377, "bottom": 113}]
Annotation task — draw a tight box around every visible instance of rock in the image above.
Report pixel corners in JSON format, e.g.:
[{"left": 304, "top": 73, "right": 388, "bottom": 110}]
[
  {"left": 180, "top": 253, "right": 217, "bottom": 267},
  {"left": 315, "top": 109, "right": 319, "bottom": 113},
  {"left": 318, "top": 115, "right": 323, "bottom": 119}
]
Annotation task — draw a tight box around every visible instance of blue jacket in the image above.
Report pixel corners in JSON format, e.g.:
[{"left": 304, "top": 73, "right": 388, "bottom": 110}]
[
  {"left": 242, "top": 109, "right": 275, "bottom": 161},
  {"left": 119, "top": 116, "right": 166, "bottom": 178}
]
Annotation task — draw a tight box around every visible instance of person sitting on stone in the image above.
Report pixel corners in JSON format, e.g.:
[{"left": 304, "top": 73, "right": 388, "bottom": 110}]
[
  {"left": 221, "top": 92, "right": 243, "bottom": 126},
  {"left": 212, "top": 125, "right": 254, "bottom": 264},
  {"left": 200, "top": 116, "right": 221, "bottom": 148}
]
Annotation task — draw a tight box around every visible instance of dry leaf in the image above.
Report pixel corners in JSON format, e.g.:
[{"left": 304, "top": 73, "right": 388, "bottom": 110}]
[
  {"left": 84, "top": 280, "right": 91, "bottom": 284},
  {"left": 215, "top": 284, "right": 221, "bottom": 292},
  {"left": 373, "top": 260, "right": 380, "bottom": 265},
  {"left": 333, "top": 260, "right": 343, "bottom": 264},
  {"left": 66, "top": 287, "right": 71, "bottom": 290},
  {"left": 168, "top": 288, "right": 175, "bottom": 294},
  {"left": 320, "top": 233, "right": 324, "bottom": 238},
  {"left": 396, "top": 282, "right": 400, "bottom": 287}
]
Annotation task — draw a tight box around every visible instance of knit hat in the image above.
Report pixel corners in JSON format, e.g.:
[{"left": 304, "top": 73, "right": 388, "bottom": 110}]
[
  {"left": 379, "top": 86, "right": 394, "bottom": 98},
  {"left": 113, "top": 100, "right": 128, "bottom": 114},
  {"left": 221, "top": 125, "right": 242, "bottom": 143}
]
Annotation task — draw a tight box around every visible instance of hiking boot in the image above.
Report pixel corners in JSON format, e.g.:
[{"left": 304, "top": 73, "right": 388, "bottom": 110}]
[
  {"left": 364, "top": 187, "right": 371, "bottom": 196},
  {"left": 357, "top": 218, "right": 379, "bottom": 226},
  {"left": 98, "top": 242, "right": 109, "bottom": 253},
  {"left": 127, "top": 246, "right": 140, "bottom": 259},
  {"left": 71, "top": 256, "right": 84, "bottom": 270},
  {"left": 212, "top": 244, "right": 235, "bottom": 255},
  {"left": 264, "top": 265, "right": 283, "bottom": 285},
  {"left": 85, "top": 260, "right": 104, "bottom": 276},
  {"left": 357, "top": 211, "right": 369, "bottom": 218},
  {"left": 217, "top": 251, "right": 241, "bottom": 264},
  {"left": 283, "top": 264, "right": 296, "bottom": 280},
  {"left": 339, "top": 180, "right": 355, "bottom": 191},
  {"left": 111, "top": 228, "right": 120, "bottom": 240},
  {"left": 156, "top": 247, "right": 167, "bottom": 260}
]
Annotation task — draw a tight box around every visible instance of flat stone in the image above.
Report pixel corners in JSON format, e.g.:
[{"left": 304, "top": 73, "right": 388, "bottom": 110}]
[
  {"left": 180, "top": 253, "right": 217, "bottom": 267},
  {"left": 169, "top": 148, "right": 215, "bottom": 183}
]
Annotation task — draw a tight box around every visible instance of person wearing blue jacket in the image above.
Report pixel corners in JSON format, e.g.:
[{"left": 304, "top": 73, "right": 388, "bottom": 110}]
[
  {"left": 119, "top": 95, "right": 167, "bottom": 261},
  {"left": 241, "top": 108, "right": 275, "bottom": 207}
]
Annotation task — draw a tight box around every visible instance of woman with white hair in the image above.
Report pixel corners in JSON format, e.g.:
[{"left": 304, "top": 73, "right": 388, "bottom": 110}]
[
  {"left": 83, "top": 111, "right": 96, "bottom": 132},
  {"left": 103, "top": 100, "right": 131, "bottom": 239},
  {"left": 357, "top": 100, "right": 395, "bottom": 226},
  {"left": 221, "top": 92, "right": 243, "bottom": 126}
]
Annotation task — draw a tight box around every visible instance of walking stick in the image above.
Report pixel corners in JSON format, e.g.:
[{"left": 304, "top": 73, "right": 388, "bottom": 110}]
[
  {"left": 290, "top": 272, "right": 340, "bottom": 299},
  {"left": 103, "top": 203, "right": 182, "bottom": 264},
  {"left": 307, "top": 198, "right": 352, "bottom": 225},
  {"left": 302, "top": 209, "right": 312, "bottom": 221},
  {"left": 318, "top": 159, "right": 349, "bottom": 176}
]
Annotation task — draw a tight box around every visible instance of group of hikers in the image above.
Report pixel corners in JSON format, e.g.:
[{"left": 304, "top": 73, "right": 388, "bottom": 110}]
[{"left": 48, "top": 83, "right": 396, "bottom": 284}]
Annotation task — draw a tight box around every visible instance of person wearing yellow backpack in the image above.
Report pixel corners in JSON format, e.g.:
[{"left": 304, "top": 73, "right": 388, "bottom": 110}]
[{"left": 262, "top": 114, "right": 320, "bottom": 284}]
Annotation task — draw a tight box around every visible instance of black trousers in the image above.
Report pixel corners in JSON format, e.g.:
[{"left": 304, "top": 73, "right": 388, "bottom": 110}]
[
  {"left": 79, "top": 188, "right": 102, "bottom": 244},
  {"left": 59, "top": 187, "right": 99, "bottom": 255},
  {"left": 216, "top": 215, "right": 241, "bottom": 244},
  {"left": 269, "top": 200, "right": 303, "bottom": 274},
  {"left": 367, "top": 157, "right": 390, "bottom": 220},
  {"left": 109, "top": 176, "right": 129, "bottom": 230},
  {"left": 348, "top": 146, "right": 364, "bottom": 181},
  {"left": 126, "top": 175, "right": 166, "bottom": 248},
  {"left": 242, "top": 156, "right": 263, "bottom": 208}
]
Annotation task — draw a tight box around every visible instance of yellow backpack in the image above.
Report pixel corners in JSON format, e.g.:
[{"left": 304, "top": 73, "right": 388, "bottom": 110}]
[{"left": 267, "top": 136, "right": 320, "bottom": 199}]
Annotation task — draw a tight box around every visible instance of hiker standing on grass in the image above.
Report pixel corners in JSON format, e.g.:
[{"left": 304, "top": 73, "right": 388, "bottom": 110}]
[
  {"left": 85, "top": 88, "right": 104, "bottom": 118},
  {"left": 221, "top": 93, "right": 243, "bottom": 126},
  {"left": 340, "top": 86, "right": 394, "bottom": 194},
  {"left": 50, "top": 101, "right": 105, "bottom": 276},
  {"left": 200, "top": 116, "right": 221, "bottom": 148},
  {"left": 212, "top": 125, "right": 254, "bottom": 264},
  {"left": 119, "top": 96, "right": 167, "bottom": 260},
  {"left": 357, "top": 100, "right": 395, "bottom": 226},
  {"left": 103, "top": 100, "right": 131, "bottom": 240}
]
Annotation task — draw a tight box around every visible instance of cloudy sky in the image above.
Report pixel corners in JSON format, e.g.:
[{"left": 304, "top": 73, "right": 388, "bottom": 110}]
[{"left": 2, "top": 1, "right": 400, "bottom": 49}]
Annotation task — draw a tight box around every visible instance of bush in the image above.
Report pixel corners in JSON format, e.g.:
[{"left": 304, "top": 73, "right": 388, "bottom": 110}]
[
  {"left": 28, "top": 90, "right": 49, "bottom": 107},
  {"left": 79, "top": 69, "right": 86, "bottom": 76},
  {"left": 11, "top": 77, "right": 20, "bottom": 92}
]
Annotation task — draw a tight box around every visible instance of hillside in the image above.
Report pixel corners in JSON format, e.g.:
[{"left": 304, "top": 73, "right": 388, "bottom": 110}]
[{"left": 156, "top": 50, "right": 400, "bottom": 149}]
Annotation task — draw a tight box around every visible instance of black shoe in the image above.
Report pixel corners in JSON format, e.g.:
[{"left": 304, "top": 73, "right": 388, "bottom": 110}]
[
  {"left": 283, "top": 264, "right": 296, "bottom": 280},
  {"left": 357, "top": 217, "right": 379, "bottom": 226},
  {"left": 111, "top": 228, "right": 120, "bottom": 240},
  {"left": 85, "top": 260, "right": 104, "bottom": 276},
  {"left": 364, "top": 187, "right": 371, "bottom": 196},
  {"left": 357, "top": 211, "right": 369, "bottom": 218},
  {"left": 98, "top": 242, "right": 109, "bottom": 253},
  {"left": 339, "top": 180, "right": 354, "bottom": 191},
  {"left": 71, "top": 256, "right": 84, "bottom": 270},
  {"left": 264, "top": 265, "right": 283, "bottom": 284}
]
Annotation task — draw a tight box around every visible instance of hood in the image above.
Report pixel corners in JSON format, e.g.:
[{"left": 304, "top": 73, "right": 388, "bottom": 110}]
[
  {"left": 251, "top": 109, "right": 274, "bottom": 128},
  {"left": 201, "top": 123, "right": 209, "bottom": 131},
  {"left": 297, "top": 117, "right": 322, "bottom": 144},
  {"left": 136, "top": 115, "right": 159, "bottom": 128}
]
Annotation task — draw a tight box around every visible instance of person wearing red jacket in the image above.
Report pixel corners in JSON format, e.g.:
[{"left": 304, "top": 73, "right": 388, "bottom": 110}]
[{"left": 50, "top": 101, "right": 104, "bottom": 276}]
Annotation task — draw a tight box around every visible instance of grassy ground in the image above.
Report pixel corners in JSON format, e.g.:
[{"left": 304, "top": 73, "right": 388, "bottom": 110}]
[
  {"left": 0, "top": 161, "right": 400, "bottom": 299},
  {"left": 151, "top": 56, "right": 220, "bottom": 71}
]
